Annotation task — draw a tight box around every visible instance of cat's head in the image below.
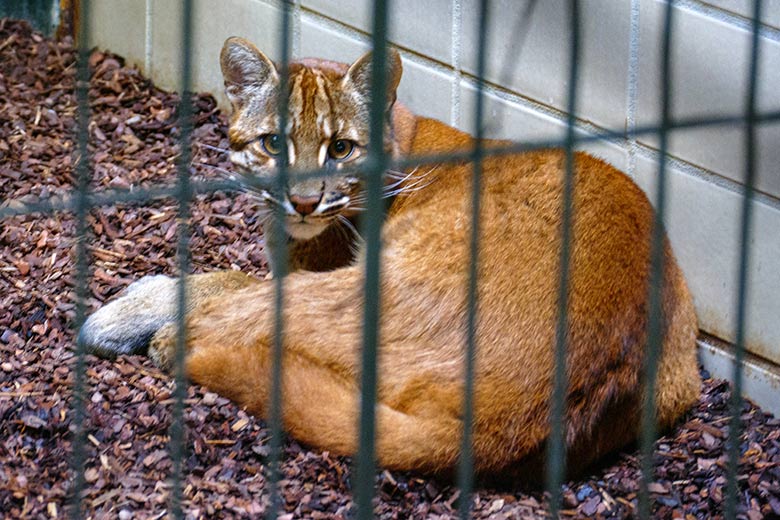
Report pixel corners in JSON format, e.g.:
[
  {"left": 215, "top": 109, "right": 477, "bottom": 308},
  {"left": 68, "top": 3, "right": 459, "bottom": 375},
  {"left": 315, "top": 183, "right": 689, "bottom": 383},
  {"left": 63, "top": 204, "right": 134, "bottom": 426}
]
[{"left": 220, "top": 36, "right": 403, "bottom": 241}]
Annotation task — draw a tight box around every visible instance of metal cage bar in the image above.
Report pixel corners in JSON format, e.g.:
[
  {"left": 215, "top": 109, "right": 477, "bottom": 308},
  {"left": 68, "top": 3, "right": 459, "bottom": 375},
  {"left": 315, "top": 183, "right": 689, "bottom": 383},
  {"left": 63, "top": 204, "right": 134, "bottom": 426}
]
[
  {"left": 638, "top": 0, "right": 675, "bottom": 517},
  {"left": 5, "top": 111, "right": 780, "bottom": 221},
  {"left": 545, "top": 1, "right": 581, "bottom": 516},
  {"left": 0, "top": 0, "right": 766, "bottom": 517},
  {"left": 726, "top": 1, "right": 763, "bottom": 518},
  {"left": 168, "top": 1, "right": 195, "bottom": 518},
  {"left": 266, "top": 2, "right": 294, "bottom": 518},
  {"left": 354, "top": 1, "right": 392, "bottom": 517},
  {"left": 68, "top": 0, "right": 93, "bottom": 517},
  {"left": 457, "top": 0, "right": 489, "bottom": 516}
]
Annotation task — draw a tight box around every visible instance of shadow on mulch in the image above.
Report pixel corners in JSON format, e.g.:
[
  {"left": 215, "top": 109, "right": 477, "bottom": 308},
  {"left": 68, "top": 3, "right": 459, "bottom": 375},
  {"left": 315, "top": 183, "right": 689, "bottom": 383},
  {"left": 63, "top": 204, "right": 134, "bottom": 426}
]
[{"left": 1, "top": 18, "right": 778, "bottom": 519}]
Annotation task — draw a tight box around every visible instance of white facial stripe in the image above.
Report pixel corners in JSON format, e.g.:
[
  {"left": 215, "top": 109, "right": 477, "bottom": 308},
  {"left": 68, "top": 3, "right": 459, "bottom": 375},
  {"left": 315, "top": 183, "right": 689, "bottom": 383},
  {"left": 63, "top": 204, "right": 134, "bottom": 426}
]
[
  {"left": 314, "top": 73, "right": 332, "bottom": 138},
  {"left": 342, "top": 128, "right": 361, "bottom": 142},
  {"left": 323, "top": 195, "right": 350, "bottom": 209},
  {"left": 290, "top": 75, "right": 304, "bottom": 124},
  {"left": 282, "top": 198, "right": 296, "bottom": 215},
  {"left": 288, "top": 141, "right": 296, "bottom": 165},
  {"left": 230, "top": 150, "right": 250, "bottom": 170},
  {"left": 259, "top": 113, "right": 280, "bottom": 135},
  {"left": 318, "top": 143, "right": 328, "bottom": 167}
]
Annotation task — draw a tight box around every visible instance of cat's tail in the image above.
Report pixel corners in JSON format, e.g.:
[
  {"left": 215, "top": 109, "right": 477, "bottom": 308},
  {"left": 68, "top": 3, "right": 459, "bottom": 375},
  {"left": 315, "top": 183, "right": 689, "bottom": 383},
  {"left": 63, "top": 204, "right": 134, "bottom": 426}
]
[{"left": 654, "top": 239, "right": 701, "bottom": 429}]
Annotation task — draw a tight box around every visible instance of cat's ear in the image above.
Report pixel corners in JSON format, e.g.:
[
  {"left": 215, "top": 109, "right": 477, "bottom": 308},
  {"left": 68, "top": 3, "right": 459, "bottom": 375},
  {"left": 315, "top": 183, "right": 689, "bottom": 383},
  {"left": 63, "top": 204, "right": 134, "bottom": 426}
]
[
  {"left": 220, "top": 37, "right": 279, "bottom": 111},
  {"left": 343, "top": 48, "right": 402, "bottom": 111}
]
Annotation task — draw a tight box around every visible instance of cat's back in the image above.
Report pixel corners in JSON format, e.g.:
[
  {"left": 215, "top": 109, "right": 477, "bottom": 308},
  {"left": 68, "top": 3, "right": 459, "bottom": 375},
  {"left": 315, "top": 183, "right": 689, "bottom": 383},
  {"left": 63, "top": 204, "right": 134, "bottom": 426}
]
[
  {"left": 388, "top": 120, "right": 658, "bottom": 286},
  {"left": 380, "top": 122, "right": 686, "bottom": 372},
  {"left": 401, "top": 117, "right": 655, "bottom": 238},
  {"left": 377, "top": 121, "right": 698, "bottom": 474}
]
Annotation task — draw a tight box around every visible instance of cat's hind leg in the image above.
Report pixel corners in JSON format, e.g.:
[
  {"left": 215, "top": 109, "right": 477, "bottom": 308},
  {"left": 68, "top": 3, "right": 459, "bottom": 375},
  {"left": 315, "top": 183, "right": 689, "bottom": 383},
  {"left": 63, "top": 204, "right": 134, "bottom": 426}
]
[
  {"left": 137, "top": 269, "right": 466, "bottom": 474},
  {"left": 79, "top": 274, "right": 179, "bottom": 357},
  {"left": 178, "top": 333, "right": 464, "bottom": 475},
  {"left": 80, "top": 271, "right": 259, "bottom": 361}
]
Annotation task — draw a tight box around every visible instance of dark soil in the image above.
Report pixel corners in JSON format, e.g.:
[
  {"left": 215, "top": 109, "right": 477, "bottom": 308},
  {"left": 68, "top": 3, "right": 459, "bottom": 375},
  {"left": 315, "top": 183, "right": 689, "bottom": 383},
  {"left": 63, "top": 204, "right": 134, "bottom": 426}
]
[{"left": 1, "top": 19, "right": 778, "bottom": 519}]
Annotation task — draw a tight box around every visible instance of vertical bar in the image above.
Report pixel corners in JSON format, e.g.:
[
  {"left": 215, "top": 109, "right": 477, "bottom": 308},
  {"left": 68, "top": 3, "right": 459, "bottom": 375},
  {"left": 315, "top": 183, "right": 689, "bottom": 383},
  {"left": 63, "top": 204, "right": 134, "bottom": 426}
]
[
  {"left": 638, "top": 1, "right": 674, "bottom": 518},
  {"left": 545, "top": 0, "right": 580, "bottom": 516},
  {"left": 457, "top": 0, "right": 489, "bottom": 517},
  {"left": 266, "top": 1, "right": 293, "bottom": 518},
  {"left": 169, "top": 0, "right": 194, "bottom": 517},
  {"left": 355, "top": 0, "right": 391, "bottom": 518},
  {"left": 69, "top": 0, "right": 92, "bottom": 517},
  {"left": 725, "top": 1, "right": 762, "bottom": 518}
]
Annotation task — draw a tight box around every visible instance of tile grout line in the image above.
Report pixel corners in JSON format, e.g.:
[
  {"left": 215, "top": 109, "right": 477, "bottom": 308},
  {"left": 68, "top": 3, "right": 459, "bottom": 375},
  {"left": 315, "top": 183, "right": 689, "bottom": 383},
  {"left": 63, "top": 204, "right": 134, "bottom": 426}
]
[
  {"left": 289, "top": 3, "right": 780, "bottom": 212},
  {"left": 679, "top": 0, "right": 780, "bottom": 40},
  {"left": 451, "top": 70, "right": 780, "bottom": 211},
  {"left": 145, "top": 0, "right": 153, "bottom": 75},
  {"left": 299, "top": 6, "right": 455, "bottom": 72},
  {"left": 292, "top": 0, "right": 302, "bottom": 58},
  {"left": 633, "top": 142, "right": 780, "bottom": 212},
  {"left": 451, "top": 0, "right": 462, "bottom": 128},
  {"left": 697, "top": 337, "right": 780, "bottom": 419},
  {"left": 627, "top": 0, "right": 640, "bottom": 179}
]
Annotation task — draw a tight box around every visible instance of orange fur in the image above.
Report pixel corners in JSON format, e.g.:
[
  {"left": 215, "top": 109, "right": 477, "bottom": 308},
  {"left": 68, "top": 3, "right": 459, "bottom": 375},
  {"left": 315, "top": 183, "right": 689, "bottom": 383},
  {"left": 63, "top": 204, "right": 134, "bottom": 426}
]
[{"left": 87, "top": 38, "right": 701, "bottom": 479}]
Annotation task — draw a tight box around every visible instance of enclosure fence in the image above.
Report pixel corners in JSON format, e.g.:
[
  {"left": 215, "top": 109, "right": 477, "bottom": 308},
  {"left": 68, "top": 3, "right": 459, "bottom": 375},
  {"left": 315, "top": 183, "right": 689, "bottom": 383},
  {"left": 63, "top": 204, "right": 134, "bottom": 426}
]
[{"left": 0, "top": 0, "right": 773, "bottom": 518}]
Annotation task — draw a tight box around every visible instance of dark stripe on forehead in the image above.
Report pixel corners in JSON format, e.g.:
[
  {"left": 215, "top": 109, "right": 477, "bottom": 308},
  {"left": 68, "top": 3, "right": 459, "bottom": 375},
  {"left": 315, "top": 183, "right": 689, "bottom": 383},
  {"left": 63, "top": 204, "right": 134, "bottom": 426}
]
[
  {"left": 321, "top": 74, "right": 337, "bottom": 135},
  {"left": 296, "top": 69, "right": 332, "bottom": 140},
  {"left": 314, "top": 70, "right": 335, "bottom": 139},
  {"left": 283, "top": 67, "right": 330, "bottom": 168},
  {"left": 289, "top": 73, "right": 304, "bottom": 135},
  {"left": 301, "top": 69, "right": 319, "bottom": 127}
]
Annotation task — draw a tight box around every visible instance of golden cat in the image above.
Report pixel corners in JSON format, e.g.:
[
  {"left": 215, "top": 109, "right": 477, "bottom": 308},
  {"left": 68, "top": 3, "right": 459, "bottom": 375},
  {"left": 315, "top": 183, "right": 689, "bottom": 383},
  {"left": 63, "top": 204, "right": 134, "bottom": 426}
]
[{"left": 80, "top": 37, "right": 701, "bottom": 478}]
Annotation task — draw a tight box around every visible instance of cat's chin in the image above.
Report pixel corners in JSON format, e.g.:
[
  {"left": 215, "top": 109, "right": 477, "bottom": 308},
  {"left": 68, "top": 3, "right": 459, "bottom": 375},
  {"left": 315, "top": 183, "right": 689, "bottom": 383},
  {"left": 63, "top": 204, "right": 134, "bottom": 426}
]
[{"left": 286, "top": 221, "right": 330, "bottom": 241}]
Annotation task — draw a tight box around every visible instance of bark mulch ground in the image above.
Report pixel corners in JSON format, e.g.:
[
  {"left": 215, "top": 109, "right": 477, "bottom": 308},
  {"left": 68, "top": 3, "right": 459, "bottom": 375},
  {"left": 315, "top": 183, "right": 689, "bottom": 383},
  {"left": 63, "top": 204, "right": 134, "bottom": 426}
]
[{"left": 1, "top": 19, "right": 778, "bottom": 519}]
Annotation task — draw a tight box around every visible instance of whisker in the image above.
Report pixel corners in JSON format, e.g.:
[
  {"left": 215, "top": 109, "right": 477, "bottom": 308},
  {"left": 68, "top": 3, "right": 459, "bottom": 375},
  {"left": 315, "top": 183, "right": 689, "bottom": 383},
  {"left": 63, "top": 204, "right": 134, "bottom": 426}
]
[
  {"left": 333, "top": 217, "right": 350, "bottom": 245},
  {"left": 338, "top": 215, "right": 364, "bottom": 246},
  {"left": 414, "top": 164, "right": 439, "bottom": 181},
  {"left": 193, "top": 161, "right": 240, "bottom": 181},
  {"left": 384, "top": 175, "right": 412, "bottom": 191},
  {"left": 194, "top": 142, "right": 231, "bottom": 154},
  {"left": 401, "top": 172, "right": 436, "bottom": 190},
  {"left": 240, "top": 191, "right": 266, "bottom": 206},
  {"left": 385, "top": 165, "right": 437, "bottom": 189},
  {"left": 383, "top": 166, "right": 419, "bottom": 184},
  {"left": 195, "top": 162, "right": 276, "bottom": 201},
  {"left": 384, "top": 166, "right": 418, "bottom": 180},
  {"left": 377, "top": 165, "right": 438, "bottom": 199},
  {"left": 242, "top": 183, "right": 271, "bottom": 198},
  {"left": 260, "top": 191, "right": 285, "bottom": 207},
  {"left": 382, "top": 181, "right": 434, "bottom": 198}
]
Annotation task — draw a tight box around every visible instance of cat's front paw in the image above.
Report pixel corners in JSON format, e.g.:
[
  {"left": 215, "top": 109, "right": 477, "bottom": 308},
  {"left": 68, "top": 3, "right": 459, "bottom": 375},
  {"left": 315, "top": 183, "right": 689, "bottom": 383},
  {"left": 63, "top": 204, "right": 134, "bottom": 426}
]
[{"left": 79, "top": 274, "right": 178, "bottom": 358}]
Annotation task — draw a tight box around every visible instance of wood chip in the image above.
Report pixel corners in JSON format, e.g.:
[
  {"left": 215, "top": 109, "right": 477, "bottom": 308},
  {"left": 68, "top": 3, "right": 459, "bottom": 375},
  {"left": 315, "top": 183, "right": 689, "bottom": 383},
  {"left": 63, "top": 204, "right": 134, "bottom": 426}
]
[{"left": 1, "top": 18, "right": 778, "bottom": 520}]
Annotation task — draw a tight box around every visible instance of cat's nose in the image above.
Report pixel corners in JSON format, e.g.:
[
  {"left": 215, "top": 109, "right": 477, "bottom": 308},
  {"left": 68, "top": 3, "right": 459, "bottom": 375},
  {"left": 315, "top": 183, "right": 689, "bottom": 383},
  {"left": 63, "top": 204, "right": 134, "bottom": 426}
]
[{"left": 288, "top": 193, "right": 322, "bottom": 216}]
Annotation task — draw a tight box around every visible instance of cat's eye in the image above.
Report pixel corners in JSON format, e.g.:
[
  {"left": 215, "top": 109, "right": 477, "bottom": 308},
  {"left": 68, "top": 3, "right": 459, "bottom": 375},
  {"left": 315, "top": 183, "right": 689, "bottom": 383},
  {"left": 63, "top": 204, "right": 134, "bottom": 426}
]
[
  {"left": 327, "top": 139, "right": 354, "bottom": 161},
  {"left": 260, "top": 134, "right": 284, "bottom": 157}
]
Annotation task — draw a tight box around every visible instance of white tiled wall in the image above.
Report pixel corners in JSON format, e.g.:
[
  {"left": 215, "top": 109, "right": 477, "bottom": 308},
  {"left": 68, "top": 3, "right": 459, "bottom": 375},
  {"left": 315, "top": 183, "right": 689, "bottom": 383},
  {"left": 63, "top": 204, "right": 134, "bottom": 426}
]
[
  {"left": 703, "top": 0, "right": 780, "bottom": 29},
  {"left": 89, "top": 1, "right": 779, "bottom": 375},
  {"left": 150, "top": 0, "right": 283, "bottom": 108},
  {"left": 302, "top": 0, "right": 454, "bottom": 65},
  {"left": 88, "top": 0, "right": 146, "bottom": 70},
  {"left": 636, "top": 0, "right": 780, "bottom": 199},
  {"left": 459, "top": 0, "right": 632, "bottom": 132},
  {"left": 633, "top": 154, "right": 780, "bottom": 366}
]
